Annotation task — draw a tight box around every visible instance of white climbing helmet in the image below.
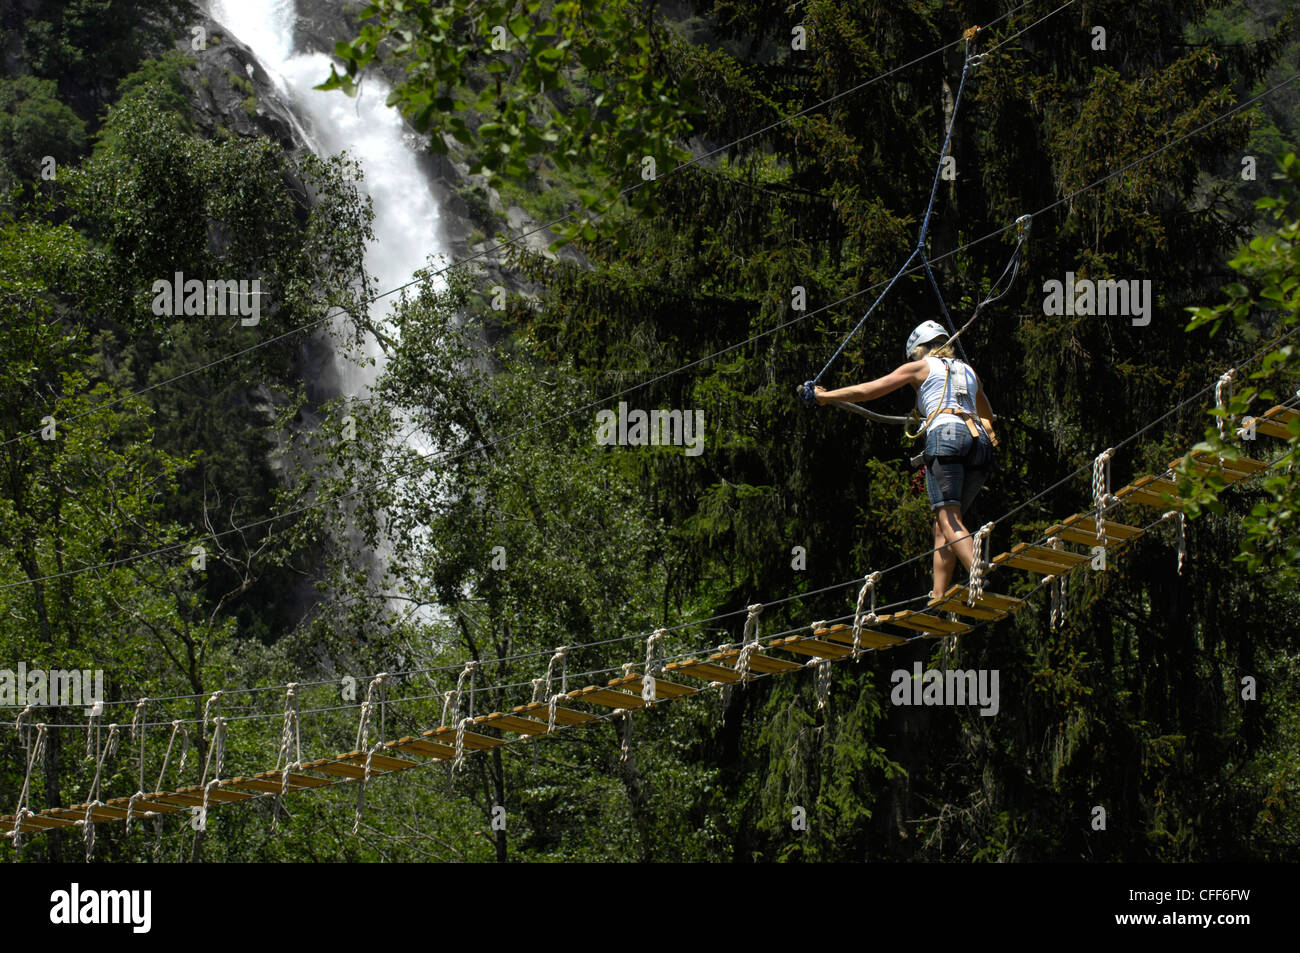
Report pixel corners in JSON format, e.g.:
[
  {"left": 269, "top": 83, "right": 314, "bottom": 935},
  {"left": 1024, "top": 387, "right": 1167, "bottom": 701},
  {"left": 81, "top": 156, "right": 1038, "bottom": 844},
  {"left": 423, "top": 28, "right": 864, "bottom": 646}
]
[{"left": 905, "top": 320, "right": 949, "bottom": 360}]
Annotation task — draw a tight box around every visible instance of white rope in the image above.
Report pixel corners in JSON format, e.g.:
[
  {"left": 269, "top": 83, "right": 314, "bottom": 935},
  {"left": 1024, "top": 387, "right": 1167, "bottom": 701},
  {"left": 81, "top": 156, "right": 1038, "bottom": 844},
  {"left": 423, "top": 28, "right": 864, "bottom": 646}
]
[
  {"left": 448, "top": 660, "right": 479, "bottom": 771},
  {"left": 544, "top": 646, "right": 568, "bottom": 698},
  {"left": 851, "top": 572, "right": 881, "bottom": 659},
  {"left": 968, "top": 522, "right": 995, "bottom": 605},
  {"left": 271, "top": 683, "right": 302, "bottom": 830},
  {"left": 9, "top": 712, "right": 45, "bottom": 857},
  {"left": 1164, "top": 510, "right": 1187, "bottom": 574},
  {"left": 156, "top": 719, "right": 189, "bottom": 791},
  {"left": 1216, "top": 369, "right": 1236, "bottom": 441},
  {"left": 84, "top": 722, "right": 121, "bottom": 862},
  {"left": 1093, "top": 448, "right": 1115, "bottom": 550},
  {"left": 619, "top": 709, "right": 632, "bottom": 764},
  {"left": 734, "top": 603, "right": 763, "bottom": 683},
  {"left": 642, "top": 629, "right": 666, "bottom": 705},
  {"left": 351, "top": 674, "right": 389, "bottom": 834},
  {"left": 130, "top": 698, "right": 148, "bottom": 794},
  {"left": 814, "top": 658, "right": 832, "bottom": 710},
  {"left": 454, "top": 717, "right": 472, "bottom": 772},
  {"left": 124, "top": 698, "right": 150, "bottom": 834},
  {"left": 196, "top": 715, "right": 226, "bottom": 834},
  {"left": 1049, "top": 538, "right": 1065, "bottom": 631}
]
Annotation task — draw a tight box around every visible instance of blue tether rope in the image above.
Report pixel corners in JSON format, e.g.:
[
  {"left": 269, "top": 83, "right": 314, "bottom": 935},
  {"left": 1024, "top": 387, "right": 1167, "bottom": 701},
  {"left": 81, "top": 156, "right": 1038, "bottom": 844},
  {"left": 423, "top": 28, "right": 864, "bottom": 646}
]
[{"left": 799, "top": 33, "right": 983, "bottom": 401}]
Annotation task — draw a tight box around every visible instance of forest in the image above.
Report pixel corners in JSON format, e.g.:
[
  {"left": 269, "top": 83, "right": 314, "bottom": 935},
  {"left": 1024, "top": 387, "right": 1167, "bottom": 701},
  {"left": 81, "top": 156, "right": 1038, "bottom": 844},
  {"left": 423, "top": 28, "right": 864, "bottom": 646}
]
[{"left": 0, "top": 0, "right": 1297, "bottom": 866}]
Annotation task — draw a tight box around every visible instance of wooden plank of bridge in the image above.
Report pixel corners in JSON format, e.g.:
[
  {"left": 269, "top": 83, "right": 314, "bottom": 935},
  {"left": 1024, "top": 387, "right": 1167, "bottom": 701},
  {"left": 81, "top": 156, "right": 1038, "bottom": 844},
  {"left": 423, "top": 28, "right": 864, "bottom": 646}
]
[
  {"left": 883, "top": 610, "right": 971, "bottom": 636},
  {"left": 712, "top": 647, "right": 803, "bottom": 674},
  {"left": 338, "top": 751, "right": 422, "bottom": 773},
  {"left": 10, "top": 814, "right": 77, "bottom": 833},
  {"left": 664, "top": 658, "right": 743, "bottom": 684},
  {"left": 992, "top": 549, "right": 1068, "bottom": 575},
  {"left": 1010, "top": 542, "right": 1090, "bottom": 568},
  {"left": 1252, "top": 404, "right": 1299, "bottom": 439},
  {"left": 1046, "top": 515, "right": 1144, "bottom": 548},
  {"left": 769, "top": 634, "right": 852, "bottom": 659},
  {"left": 67, "top": 803, "right": 131, "bottom": 822},
  {"left": 814, "top": 623, "right": 906, "bottom": 649},
  {"left": 1174, "top": 451, "right": 1267, "bottom": 482},
  {"left": 226, "top": 770, "right": 334, "bottom": 794},
  {"left": 172, "top": 784, "right": 256, "bottom": 804},
  {"left": 569, "top": 685, "right": 646, "bottom": 709},
  {"left": 424, "top": 726, "right": 505, "bottom": 749},
  {"left": 606, "top": 673, "right": 696, "bottom": 700},
  {"left": 390, "top": 737, "right": 456, "bottom": 759},
  {"left": 510, "top": 701, "right": 598, "bottom": 726},
  {"left": 928, "top": 585, "right": 1024, "bottom": 621},
  {"left": 108, "top": 794, "right": 186, "bottom": 814},
  {"left": 477, "top": 712, "right": 551, "bottom": 735},
  {"left": 1116, "top": 475, "right": 1183, "bottom": 510}
]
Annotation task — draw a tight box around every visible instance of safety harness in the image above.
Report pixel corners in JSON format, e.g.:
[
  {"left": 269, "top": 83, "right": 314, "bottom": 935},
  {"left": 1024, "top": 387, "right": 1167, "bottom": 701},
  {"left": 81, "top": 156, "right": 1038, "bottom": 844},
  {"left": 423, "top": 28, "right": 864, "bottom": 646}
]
[{"left": 909, "top": 358, "right": 998, "bottom": 447}]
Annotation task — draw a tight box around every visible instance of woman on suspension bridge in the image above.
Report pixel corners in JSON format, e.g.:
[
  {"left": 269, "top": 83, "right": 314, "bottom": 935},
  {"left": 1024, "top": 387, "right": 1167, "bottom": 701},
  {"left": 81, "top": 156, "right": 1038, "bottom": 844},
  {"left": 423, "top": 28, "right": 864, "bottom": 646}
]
[{"left": 810, "top": 320, "right": 998, "bottom": 601}]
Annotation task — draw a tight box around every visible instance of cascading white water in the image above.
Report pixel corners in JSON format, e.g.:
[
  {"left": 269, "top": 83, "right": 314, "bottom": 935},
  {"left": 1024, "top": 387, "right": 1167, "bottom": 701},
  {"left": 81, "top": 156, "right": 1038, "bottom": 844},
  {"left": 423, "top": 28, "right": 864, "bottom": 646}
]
[
  {"left": 207, "top": 1, "right": 444, "bottom": 617},
  {"left": 208, "top": 0, "right": 445, "bottom": 407}
]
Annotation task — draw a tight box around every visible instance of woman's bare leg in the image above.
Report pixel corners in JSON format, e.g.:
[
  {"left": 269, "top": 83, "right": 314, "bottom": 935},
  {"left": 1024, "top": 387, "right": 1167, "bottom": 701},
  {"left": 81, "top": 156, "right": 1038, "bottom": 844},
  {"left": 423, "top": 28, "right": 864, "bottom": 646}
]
[
  {"left": 932, "top": 515, "right": 958, "bottom": 599},
  {"left": 937, "top": 504, "right": 975, "bottom": 571}
]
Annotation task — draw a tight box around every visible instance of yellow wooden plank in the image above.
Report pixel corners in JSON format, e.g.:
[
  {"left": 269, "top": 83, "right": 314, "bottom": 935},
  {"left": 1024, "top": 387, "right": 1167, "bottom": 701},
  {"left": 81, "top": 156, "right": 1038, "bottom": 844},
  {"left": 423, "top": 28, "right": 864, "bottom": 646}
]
[
  {"left": 339, "top": 751, "right": 422, "bottom": 772},
  {"left": 1251, "top": 407, "right": 1297, "bottom": 439},
  {"left": 665, "top": 659, "right": 743, "bottom": 684},
  {"left": 712, "top": 648, "right": 803, "bottom": 674},
  {"left": 510, "top": 702, "right": 598, "bottom": 726},
  {"left": 424, "top": 726, "right": 505, "bottom": 749},
  {"left": 67, "top": 803, "right": 130, "bottom": 822},
  {"left": 1011, "top": 542, "right": 1090, "bottom": 567},
  {"left": 173, "top": 784, "right": 256, "bottom": 804},
  {"left": 389, "top": 737, "right": 455, "bottom": 759},
  {"left": 993, "top": 551, "right": 1073, "bottom": 575},
  {"left": 769, "top": 635, "right": 851, "bottom": 659},
  {"left": 814, "top": 623, "right": 906, "bottom": 649},
  {"left": 606, "top": 673, "right": 696, "bottom": 699},
  {"left": 254, "top": 770, "right": 335, "bottom": 789},
  {"left": 885, "top": 611, "right": 972, "bottom": 635},
  {"left": 105, "top": 794, "right": 185, "bottom": 814},
  {"left": 477, "top": 713, "right": 551, "bottom": 735},
  {"left": 569, "top": 686, "right": 646, "bottom": 709}
]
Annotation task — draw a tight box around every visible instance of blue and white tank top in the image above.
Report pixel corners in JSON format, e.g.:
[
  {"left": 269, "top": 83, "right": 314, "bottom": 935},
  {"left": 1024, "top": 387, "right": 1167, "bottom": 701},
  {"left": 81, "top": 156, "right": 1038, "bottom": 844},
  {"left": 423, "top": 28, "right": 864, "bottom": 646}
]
[{"left": 916, "top": 357, "right": 980, "bottom": 431}]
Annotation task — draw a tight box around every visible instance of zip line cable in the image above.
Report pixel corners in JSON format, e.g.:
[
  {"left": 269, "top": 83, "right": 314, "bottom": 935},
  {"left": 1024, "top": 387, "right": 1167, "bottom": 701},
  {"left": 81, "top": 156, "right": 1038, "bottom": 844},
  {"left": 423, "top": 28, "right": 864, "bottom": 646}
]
[{"left": 0, "top": 0, "right": 1062, "bottom": 452}]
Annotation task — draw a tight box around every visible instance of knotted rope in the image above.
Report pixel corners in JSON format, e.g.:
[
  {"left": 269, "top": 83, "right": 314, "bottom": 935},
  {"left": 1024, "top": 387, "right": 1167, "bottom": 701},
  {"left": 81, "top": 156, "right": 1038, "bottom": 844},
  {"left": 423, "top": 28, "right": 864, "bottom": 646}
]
[
  {"left": 84, "top": 722, "right": 121, "bottom": 862},
  {"left": 197, "top": 715, "right": 226, "bottom": 834},
  {"left": 814, "top": 657, "right": 833, "bottom": 710},
  {"left": 9, "top": 710, "right": 46, "bottom": 857},
  {"left": 619, "top": 708, "right": 632, "bottom": 764},
  {"left": 734, "top": 604, "right": 763, "bottom": 683},
  {"left": 1048, "top": 538, "right": 1067, "bottom": 631},
  {"left": 156, "top": 719, "right": 190, "bottom": 791},
  {"left": 447, "top": 660, "right": 479, "bottom": 771},
  {"left": 968, "top": 522, "right": 994, "bottom": 605},
  {"left": 1164, "top": 510, "right": 1187, "bottom": 575},
  {"left": 1093, "top": 448, "right": 1115, "bottom": 550},
  {"left": 642, "top": 629, "right": 666, "bottom": 705},
  {"left": 1216, "top": 369, "right": 1236, "bottom": 442},
  {"left": 271, "top": 683, "right": 302, "bottom": 831},
  {"left": 851, "top": 572, "right": 882, "bottom": 659},
  {"left": 125, "top": 698, "right": 149, "bottom": 833},
  {"left": 354, "top": 673, "right": 388, "bottom": 833}
]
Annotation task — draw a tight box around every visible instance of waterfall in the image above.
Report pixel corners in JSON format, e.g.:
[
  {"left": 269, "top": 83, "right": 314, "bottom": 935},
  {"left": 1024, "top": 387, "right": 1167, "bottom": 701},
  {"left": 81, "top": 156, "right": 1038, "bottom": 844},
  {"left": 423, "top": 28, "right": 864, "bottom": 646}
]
[
  {"left": 208, "top": 0, "right": 445, "bottom": 404},
  {"left": 207, "top": 0, "right": 444, "bottom": 618}
]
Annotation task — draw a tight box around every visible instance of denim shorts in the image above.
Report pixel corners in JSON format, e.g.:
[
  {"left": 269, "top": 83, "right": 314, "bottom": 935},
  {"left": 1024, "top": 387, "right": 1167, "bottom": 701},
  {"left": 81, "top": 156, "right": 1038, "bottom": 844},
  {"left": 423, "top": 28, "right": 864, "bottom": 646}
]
[{"left": 923, "top": 421, "right": 994, "bottom": 512}]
